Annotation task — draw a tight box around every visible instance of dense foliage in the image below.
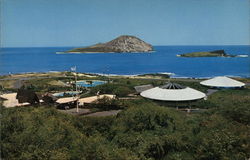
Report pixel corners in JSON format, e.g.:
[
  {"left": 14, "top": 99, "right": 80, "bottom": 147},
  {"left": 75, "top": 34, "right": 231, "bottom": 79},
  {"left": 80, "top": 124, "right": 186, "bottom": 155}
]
[
  {"left": 1, "top": 90, "right": 249, "bottom": 160},
  {"left": 1, "top": 76, "right": 250, "bottom": 159},
  {"left": 89, "top": 83, "right": 134, "bottom": 97}
]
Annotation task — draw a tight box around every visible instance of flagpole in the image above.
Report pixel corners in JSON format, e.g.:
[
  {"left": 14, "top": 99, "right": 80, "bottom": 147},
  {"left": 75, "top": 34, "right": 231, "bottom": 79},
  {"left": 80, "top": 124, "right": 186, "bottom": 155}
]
[
  {"left": 75, "top": 66, "right": 79, "bottom": 113},
  {"left": 71, "top": 66, "right": 79, "bottom": 113},
  {"left": 75, "top": 66, "right": 77, "bottom": 92}
]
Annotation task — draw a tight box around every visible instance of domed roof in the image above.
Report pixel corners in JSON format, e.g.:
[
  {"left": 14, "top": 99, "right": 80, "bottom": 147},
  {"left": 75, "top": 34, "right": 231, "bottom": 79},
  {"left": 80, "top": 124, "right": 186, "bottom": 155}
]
[
  {"left": 160, "top": 83, "right": 185, "bottom": 89},
  {"left": 200, "top": 76, "right": 245, "bottom": 88},
  {"left": 140, "top": 82, "right": 206, "bottom": 101}
]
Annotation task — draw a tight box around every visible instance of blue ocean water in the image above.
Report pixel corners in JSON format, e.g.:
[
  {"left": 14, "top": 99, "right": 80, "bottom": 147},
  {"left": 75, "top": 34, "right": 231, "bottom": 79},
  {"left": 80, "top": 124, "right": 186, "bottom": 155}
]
[{"left": 1, "top": 46, "right": 249, "bottom": 78}]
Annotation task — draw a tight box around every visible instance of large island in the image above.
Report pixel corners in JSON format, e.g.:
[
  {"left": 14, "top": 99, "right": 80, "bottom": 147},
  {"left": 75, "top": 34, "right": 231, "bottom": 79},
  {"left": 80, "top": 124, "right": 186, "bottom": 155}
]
[
  {"left": 66, "top": 35, "right": 153, "bottom": 53},
  {"left": 178, "top": 50, "right": 236, "bottom": 57}
]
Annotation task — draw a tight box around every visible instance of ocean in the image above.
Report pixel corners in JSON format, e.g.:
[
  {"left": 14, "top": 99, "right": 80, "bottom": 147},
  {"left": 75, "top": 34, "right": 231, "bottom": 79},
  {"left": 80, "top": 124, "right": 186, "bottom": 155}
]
[{"left": 1, "top": 46, "right": 249, "bottom": 78}]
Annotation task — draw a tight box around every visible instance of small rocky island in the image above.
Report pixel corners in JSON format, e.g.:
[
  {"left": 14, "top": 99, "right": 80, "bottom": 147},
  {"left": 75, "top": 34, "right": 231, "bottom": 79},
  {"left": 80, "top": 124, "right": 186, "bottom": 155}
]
[
  {"left": 178, "top": 50, "right": 236, "bottom": 57},
  {"left": 67, "top": 35, "right": 153, "bottom": 53}
]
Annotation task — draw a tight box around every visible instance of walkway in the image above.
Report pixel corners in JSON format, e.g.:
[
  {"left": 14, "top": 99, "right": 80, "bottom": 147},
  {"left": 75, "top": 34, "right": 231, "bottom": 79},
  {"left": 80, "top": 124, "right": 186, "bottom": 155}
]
[
  {"left": 206, "top": 89, "right": 218, "bottom": 96},
  {"left": 59, "top": 108, "right": 91, "bottom": 115}
]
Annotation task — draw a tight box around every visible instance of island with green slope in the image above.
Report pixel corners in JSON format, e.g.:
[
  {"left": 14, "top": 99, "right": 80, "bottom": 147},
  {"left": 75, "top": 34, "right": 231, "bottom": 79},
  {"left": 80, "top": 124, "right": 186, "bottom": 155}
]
[
  {"left": 178, "top": 50, "right": 236, "bottom": 57},
  {"left": 66, "top": 35, "right": 153, "bottom": 53}
]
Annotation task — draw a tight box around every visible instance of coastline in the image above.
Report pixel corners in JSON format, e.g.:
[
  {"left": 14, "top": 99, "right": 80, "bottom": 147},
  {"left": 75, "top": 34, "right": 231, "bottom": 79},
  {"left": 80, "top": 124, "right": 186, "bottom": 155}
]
[
  {"left": 1, "top": 71, "right": 249, "bottom": 79},
  {"left": 3, "top": 46, "right": 249, "bottom": 78}
]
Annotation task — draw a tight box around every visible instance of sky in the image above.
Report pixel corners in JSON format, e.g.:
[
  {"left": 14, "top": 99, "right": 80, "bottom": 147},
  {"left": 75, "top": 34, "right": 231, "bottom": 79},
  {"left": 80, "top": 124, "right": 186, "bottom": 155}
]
[{"left": 1, "top": 0, "right": 249, "bottom": 47}]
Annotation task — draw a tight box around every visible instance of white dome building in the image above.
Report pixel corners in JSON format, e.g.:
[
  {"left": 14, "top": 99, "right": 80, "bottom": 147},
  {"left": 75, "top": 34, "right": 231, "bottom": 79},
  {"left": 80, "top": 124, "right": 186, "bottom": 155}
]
[
  {"left": 140, "top": 83, "right": 206, "bottom": 102},
  {"left": 200, "top": 76, "right": 245, "bottom": 88}
]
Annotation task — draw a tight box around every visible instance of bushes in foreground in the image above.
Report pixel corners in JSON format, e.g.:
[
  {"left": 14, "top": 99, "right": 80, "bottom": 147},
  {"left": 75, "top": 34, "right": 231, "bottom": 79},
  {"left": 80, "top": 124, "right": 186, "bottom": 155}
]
[
  {"left": 0, "top": 107, "right": 137, "bottom": 160},
  {"left": 1, "top": 95, "right": 250, "bottom": 160}
]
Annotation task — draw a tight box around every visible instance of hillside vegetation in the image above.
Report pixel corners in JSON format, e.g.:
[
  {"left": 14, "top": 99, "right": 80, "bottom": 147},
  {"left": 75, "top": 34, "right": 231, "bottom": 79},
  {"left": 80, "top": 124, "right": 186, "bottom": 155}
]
[
  {"left": 1, "top": 94, "right": 250, "bottom": 159},
  {"left": 1, "top": 74, "right": 249, "bottom": 159}
]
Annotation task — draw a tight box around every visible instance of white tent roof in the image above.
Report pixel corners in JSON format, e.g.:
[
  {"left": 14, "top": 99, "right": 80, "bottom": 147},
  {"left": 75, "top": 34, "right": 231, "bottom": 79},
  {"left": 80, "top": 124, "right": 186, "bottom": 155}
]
[
  {"left": 200, "top": 76, "right": 245, "bottom": 88},
  {"left": 140, "top": 84, "right": 206, "bottom": 101},
  {"left": 56, "top": 97, "right": 77, "bottom": 104},
  {"left": 79, "top": 94, "right": 115, "bottom": 105}
]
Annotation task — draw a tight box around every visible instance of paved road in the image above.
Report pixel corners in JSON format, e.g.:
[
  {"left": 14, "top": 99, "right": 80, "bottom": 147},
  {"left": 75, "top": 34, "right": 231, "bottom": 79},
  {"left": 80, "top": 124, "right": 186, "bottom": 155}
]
[
  {"left": 206, "top": 89, "right": 218, "bottom": 96},
  {"left": 58, "top": 108, "right": 91, "bottom": 115}
]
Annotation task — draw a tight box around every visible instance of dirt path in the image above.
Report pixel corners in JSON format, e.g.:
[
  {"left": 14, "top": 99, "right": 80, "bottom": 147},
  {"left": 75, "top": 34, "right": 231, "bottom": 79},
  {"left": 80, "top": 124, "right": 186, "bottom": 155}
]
[{"left": 58, "top": 108, "right": 91, "bottom": 115}]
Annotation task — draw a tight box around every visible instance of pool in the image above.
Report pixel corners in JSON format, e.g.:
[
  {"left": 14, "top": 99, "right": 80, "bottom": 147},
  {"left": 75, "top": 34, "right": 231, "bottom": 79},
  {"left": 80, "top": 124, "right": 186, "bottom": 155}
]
[
  {"left": 52, "top": 91, "right": 81, "bottom": 97},
  {"left": 76, "top": 80, "right": 106, "bottom": 87}
]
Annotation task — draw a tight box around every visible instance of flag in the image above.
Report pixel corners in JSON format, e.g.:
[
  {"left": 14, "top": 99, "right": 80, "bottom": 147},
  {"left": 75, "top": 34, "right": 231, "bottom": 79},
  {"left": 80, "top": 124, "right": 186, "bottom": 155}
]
[{"left": 71, "top": 66, "right": 76, "bottom": 71}]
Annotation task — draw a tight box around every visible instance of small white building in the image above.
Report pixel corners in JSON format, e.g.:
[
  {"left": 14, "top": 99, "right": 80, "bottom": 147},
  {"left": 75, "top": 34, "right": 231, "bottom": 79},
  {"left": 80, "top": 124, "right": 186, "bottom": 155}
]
[{"left": 200, "top": 76, "right": 245, "bottom": 88}]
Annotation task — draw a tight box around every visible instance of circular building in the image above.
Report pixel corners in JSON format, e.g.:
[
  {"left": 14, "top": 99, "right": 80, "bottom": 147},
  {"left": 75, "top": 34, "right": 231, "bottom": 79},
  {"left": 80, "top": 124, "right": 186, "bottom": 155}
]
[
  {"left": 200, "top": 76, "right": 245, "bottom": 88},
  {"left": 140, "top": 83, "right": 206, "bottom": 101}
]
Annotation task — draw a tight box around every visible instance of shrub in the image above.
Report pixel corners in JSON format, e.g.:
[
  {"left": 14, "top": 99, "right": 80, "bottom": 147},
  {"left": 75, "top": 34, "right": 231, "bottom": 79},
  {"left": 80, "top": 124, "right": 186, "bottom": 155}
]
[
  {"left": 90, "top": 83, "right": 133, "bottom": 97},
  {"left": 0, "top": 107, "right": 90, "bottom": 159},
  {"left": 91, "top": 97, "right": 123, "bottom": 111},
  {"left": 112, "top": 104, "right": 176, "bottom": 133},
  {"left": 113, "top": 86, "right": 133, "bottom": 97}
]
